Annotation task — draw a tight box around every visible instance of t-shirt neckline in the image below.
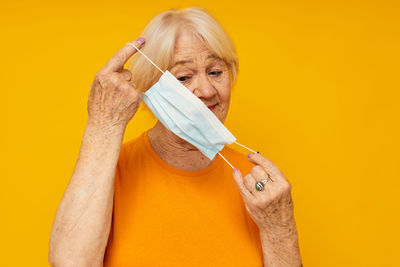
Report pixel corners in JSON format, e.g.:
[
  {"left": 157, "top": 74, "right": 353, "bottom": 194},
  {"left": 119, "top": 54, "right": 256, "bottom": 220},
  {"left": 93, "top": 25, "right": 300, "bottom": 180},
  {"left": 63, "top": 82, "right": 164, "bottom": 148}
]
[{"left": 142, "top": 130, "right": 223, "bottom": 177}]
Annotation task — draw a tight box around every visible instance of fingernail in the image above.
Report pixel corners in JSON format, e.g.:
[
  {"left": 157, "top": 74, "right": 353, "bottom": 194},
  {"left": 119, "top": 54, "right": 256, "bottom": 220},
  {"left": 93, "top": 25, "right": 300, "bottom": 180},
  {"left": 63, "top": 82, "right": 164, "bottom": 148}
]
[
  {"left": 233, "top": 168, "right": 238, "bottom": 173},
  {"left": 248, "top": 153, "right": 254, "bottom": 158},
  {"left": 137, "top": 37, "right": 145, "bottom": 45}
]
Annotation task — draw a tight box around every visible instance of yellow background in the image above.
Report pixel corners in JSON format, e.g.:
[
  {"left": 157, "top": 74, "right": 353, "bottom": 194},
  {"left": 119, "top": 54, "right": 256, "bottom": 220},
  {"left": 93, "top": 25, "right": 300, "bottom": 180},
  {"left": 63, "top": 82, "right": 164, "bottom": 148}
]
[{"left": 1, "top": 0, "right": 399, "bottom": 266}]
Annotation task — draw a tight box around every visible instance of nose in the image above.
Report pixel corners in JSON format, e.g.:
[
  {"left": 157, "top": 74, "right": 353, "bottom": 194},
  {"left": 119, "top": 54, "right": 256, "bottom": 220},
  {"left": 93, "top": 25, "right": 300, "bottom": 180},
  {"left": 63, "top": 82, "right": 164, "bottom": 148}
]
[{"left": 192, "top": 73, "right": 217, "bottom": 99}]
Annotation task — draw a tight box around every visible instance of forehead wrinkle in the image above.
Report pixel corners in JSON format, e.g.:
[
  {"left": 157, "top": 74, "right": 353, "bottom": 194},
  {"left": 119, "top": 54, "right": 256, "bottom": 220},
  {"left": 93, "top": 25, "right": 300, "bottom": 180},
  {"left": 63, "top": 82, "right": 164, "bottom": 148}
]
[
  {"left": 171, "top": 30, "right": 227, "bottom": 69},
  {"left": 205, "top": 54, "right": 225, "bottom": 64},
  {"left": 174, "top": 52, "right": 220, "bottom": 63},
  {"left": 172, "top": 42, "right": 222, "bottom": 69},
  {"left": 206, "top": 54, "right": 219, "bottom": 60},
  {"left": 173, "top": 59, "right": 194, "bottom": 67}
]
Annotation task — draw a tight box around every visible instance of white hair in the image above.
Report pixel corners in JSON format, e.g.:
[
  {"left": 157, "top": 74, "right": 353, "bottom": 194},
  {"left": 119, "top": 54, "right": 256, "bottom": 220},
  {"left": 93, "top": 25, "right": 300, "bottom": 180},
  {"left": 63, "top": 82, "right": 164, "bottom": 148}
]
[{"left": 129, "top": 7, "right": 238, "bottom": 93}]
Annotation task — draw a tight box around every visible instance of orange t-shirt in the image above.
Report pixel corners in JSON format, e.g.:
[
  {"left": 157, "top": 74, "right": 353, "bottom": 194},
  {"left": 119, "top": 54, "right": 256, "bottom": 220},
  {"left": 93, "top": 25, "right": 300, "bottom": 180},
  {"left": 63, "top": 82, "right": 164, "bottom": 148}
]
[{"left": 103, "top": 130, "right": 263, "bottom": 266}]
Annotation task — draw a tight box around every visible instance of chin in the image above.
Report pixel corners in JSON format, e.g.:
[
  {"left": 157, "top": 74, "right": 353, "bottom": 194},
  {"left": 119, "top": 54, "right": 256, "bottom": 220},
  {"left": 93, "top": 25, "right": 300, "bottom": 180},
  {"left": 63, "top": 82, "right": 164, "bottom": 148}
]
[
  {"left": 216, "top": 112, "right": 228, "bottom": 123},
  {"left": 215, "top": 106, "right": 228, "bottom": 123}
]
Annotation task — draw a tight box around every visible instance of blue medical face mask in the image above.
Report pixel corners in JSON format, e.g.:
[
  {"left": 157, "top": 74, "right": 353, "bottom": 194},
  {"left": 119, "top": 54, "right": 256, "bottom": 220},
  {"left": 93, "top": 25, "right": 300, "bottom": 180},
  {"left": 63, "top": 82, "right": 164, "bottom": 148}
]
[{"left": 127, "top": 42, "right": 255, "bottom": 167}]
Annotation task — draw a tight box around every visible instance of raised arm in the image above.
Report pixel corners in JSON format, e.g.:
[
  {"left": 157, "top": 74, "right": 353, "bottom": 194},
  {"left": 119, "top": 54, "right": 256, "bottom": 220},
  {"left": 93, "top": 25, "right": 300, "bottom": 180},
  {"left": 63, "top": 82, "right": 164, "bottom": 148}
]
[{"left": 48, "top": 38, "right": 145, "bottom": 266}]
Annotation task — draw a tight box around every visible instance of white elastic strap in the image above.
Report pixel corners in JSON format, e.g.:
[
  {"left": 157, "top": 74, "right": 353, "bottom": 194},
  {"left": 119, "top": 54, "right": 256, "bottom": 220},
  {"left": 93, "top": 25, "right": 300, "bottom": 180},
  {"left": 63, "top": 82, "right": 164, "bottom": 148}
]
[
  {"left": 218, "top": 142, "right": 257, "bottom": 169},
  {"left": 217, "top": 152, "right": 234, "bottom": 169},
  {"left": 233, "top": 141, "right": 257, "bottom": 153},
  {"left": 126, "top": 42, "right": 164, "bottom": 74}
]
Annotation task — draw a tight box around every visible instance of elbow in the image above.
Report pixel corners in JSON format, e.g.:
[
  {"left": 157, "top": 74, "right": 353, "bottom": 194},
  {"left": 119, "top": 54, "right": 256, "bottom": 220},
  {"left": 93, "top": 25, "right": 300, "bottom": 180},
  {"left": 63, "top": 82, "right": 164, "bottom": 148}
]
[
  {"left": 48, "top": 249, "right": 77, "bottom": 267},
  {"left": 49, "top": 255, "right": 101, "bottom": 267},
  {"left": 48, "top": 247, "right": 104, "bottom": 267},
  {"left": 48, "top": 232, "right": 105, "bottom": 267}
]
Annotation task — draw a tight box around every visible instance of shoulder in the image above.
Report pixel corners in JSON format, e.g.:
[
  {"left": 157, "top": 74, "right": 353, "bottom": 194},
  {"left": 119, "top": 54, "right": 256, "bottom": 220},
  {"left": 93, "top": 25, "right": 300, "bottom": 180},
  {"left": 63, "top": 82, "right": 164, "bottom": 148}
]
[
  {"left": 118, "top": 132, "right": 147, "bottom": 167},
  {"left": 121, "top": 134, "right": 143, "bottom": 153},
  {"left": 120, "top": 134, "right": 142, "bottom": 155}
]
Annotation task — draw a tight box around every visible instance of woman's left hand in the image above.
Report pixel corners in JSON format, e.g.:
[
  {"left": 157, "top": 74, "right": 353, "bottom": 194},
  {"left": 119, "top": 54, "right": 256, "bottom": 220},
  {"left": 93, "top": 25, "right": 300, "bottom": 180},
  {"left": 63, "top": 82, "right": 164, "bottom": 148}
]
[{"left": 232, "top": 153, "right": 295, "bottom": 233}]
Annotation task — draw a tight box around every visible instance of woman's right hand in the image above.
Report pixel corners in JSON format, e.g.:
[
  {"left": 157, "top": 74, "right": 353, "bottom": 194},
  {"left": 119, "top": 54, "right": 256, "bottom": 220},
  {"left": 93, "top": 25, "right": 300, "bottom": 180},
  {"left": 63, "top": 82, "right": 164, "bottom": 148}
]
[{"left": 87, "top": 38, "right": 146, "bottom": 130}]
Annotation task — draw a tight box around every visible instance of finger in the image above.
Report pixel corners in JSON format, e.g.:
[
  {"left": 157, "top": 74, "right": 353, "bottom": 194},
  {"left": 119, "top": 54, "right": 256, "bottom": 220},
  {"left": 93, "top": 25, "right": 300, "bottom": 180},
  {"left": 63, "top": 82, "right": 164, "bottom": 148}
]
[
  {"left": 243, "top": 173, "right": 258, "bottom": 195},
  {"left": 88, "top": 80, "right": 99, "bottom": 102},
  {"left": 248, "top": 153, "right": 283, "bottom": 180},
  {"left": 119, "top": 79, "right": 136, "bottom": 93},
  {"left": 118, "top": 69, "right": 132, "bottom": 81},
  {"left": 251, "top": 165, "right": 273, "bottom": 183},
  {"left": 127, "top": 85, "right": 142, "bottom": 102},
  {"left": 100, "top": 37, "right": 145, "bottom": 74},
  {"left": 232, "top": 168, "right": 254, "bottom": 201},
  {"left": 97, "top": 72, "right": 120, "bottom": 91},
  {"left": 127, "top": 80, "right": 136, "bottom": 89}
]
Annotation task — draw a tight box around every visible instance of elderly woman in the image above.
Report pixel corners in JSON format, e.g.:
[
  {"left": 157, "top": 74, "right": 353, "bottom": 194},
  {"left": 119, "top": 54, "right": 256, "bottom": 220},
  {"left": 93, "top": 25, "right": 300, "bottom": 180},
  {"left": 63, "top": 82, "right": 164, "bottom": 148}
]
[{"left": 49, "top": 7, "right": 302, "bottom": 267}]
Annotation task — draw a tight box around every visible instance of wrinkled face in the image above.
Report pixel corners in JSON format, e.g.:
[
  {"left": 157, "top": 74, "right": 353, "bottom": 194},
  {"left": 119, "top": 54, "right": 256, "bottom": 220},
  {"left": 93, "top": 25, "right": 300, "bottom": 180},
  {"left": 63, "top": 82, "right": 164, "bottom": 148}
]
[{"left": 169, "top": 31, "right": 232, "bottom": 123}]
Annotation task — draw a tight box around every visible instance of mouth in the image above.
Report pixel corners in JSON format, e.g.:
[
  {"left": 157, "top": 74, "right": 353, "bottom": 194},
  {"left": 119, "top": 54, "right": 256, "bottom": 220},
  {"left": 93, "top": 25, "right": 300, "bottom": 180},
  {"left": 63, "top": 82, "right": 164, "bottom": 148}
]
[{"left": 207, "top": 104, "right": 217, "bottom": 111}]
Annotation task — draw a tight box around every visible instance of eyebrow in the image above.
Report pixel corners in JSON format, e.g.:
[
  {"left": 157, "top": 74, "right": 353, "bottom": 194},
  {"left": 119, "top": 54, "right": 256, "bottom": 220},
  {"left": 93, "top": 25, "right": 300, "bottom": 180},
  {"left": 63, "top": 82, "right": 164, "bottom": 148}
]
[
  {"left": 172, "top": 54, "right": 222, "bottom": 67},
  {"left": 206, "top": 54, "right": 220, "bottom": 60},
  {"left": 173, "top": 60, "right": 193, "bottom": 66}
]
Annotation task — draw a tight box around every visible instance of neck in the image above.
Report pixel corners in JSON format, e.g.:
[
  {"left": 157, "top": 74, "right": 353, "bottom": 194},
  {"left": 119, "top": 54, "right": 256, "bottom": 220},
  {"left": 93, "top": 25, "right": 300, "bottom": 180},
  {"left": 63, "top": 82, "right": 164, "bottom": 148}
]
[{"left": 147, "top": 121, "right": 217, "bottom": 171}]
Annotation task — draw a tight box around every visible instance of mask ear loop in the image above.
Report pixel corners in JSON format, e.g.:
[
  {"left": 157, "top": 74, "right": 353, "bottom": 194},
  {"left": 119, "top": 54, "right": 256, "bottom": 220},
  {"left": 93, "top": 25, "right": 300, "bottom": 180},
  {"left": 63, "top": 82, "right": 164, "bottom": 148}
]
[
  {"left": 126, "top": 42, "right": 164, "bottom": 74},
  {"left": 233, "top": 142, "right": 257, "bottom": 153},
  {"left": 217, "top": 152, "right": 234, "bottom": 169},
  {"left": 217, "top": 142, "right": 257, "bottom": 169}
]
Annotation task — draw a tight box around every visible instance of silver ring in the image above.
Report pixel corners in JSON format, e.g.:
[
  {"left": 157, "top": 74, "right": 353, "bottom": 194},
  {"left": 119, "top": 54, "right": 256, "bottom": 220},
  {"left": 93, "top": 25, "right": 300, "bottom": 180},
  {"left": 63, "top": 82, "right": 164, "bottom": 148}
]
[{"left": 255, "top": 179, "right": 269, "bottom": 191}]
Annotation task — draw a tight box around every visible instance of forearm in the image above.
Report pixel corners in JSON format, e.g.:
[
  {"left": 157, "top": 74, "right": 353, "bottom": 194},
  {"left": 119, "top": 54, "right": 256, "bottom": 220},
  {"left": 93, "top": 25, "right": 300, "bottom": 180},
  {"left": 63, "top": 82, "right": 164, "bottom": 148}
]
[
  {"left": 259, "top": 220, "right": 302, "bottom": 267},
  {"left": 49, "top": 123, "right": 124, "bottom": 266}
]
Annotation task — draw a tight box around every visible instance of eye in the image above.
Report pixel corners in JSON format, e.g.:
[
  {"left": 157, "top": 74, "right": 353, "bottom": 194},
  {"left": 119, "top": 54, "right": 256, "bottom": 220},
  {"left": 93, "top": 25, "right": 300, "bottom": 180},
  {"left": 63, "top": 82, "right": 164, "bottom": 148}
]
[
  {"left": 209, "top": 71, "right": 222, "bottom": 76},
  {"left": 177, "top": 76, "right": 190, "bottom": 82}
]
